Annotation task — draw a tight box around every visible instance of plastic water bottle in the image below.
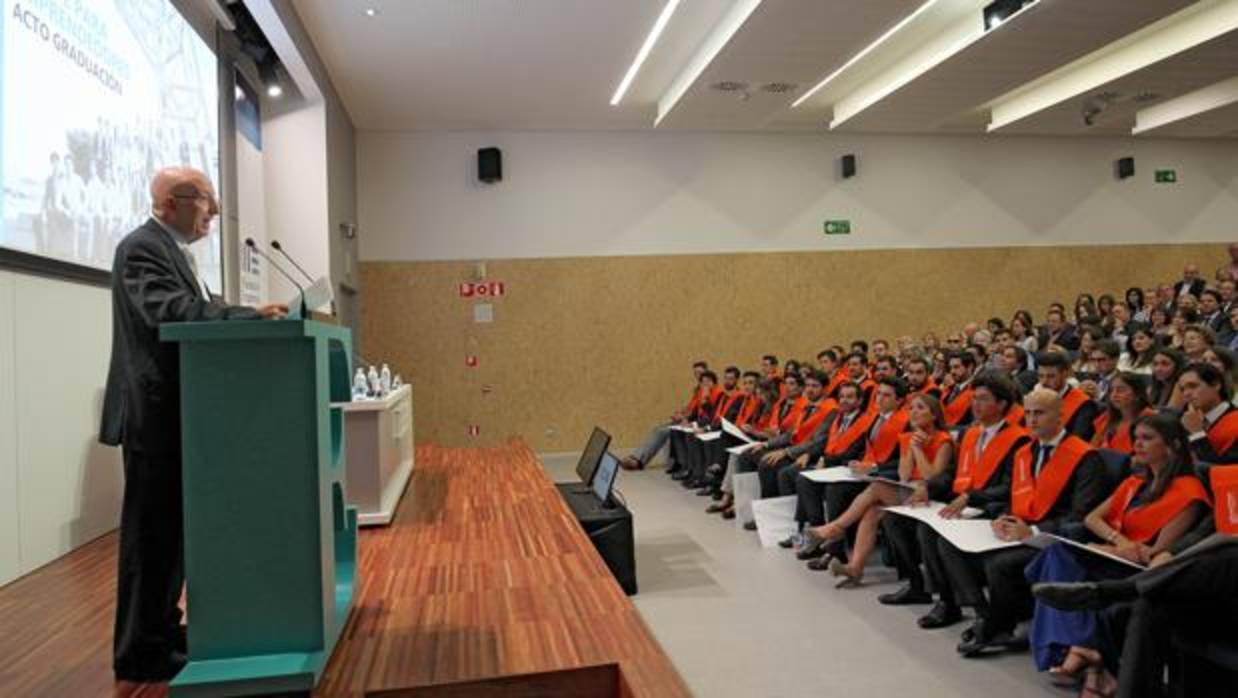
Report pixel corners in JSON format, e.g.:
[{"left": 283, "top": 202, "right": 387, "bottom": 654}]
[
  {"left": 380, "top": 364, "right": 392, "bottom": 394},
  {"left": 392, "top": 374, "right": 403, "bottom": 389},
  {"left": 367, "top": 365, "right": 380, "bottom": 397},
  {"left": 352, "top": 368, "right": 368, "bottom": 399}
]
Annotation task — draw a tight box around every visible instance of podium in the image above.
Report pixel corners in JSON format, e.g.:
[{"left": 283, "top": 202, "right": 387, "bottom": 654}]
[{"left": 160, "top": 319, "right": 357, "bottom": 696}]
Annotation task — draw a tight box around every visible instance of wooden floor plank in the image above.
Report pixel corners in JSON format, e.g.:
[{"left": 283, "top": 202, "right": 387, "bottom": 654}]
[{"left": 0, "top": 440, "right": 689, "bottom": 697}]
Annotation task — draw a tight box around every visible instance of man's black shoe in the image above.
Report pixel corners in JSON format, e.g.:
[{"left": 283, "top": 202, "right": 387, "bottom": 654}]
[
  {"left": 879, "top": 584, "right": 933, "bottom": 606},
  {"left": 743, "top": 521, "right": 757, "bottom": 531},
  {"left": 918, "top": 602, "right": 962, "bottom": 629},
  {"left": 115, "top": 651, "right": 187, "bottom": 683}
]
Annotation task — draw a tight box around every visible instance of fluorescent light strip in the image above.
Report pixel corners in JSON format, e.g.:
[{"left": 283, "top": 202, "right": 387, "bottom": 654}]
[
  {"left": 610, "top": 0, "right": 683, "bottom": 106},
  {"left": 988, "top": 0, "right": 1238, "bottom": 132},
  {"left": 829, "top": 0, "right": 1041, "bottom": 127},
  {"left": 791, "top": 0, "right": 939, "bottom": 109},
  {"left": 1133, "top": 75, "right": 1238, "bottom": 135},
  {"left": 655, "top": 0, "right": 763, "bottom": 126}
]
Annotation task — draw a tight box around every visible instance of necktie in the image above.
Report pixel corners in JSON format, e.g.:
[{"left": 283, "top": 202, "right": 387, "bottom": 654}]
[
  {"left": 1034, "top": 444, "right": 1053, "bottom": 478},
  {"left": 870, "top": 414, "right": 886, "bottom": 441},
  {"left": 976, "top": 428, "right": 990, "bottom": 461},
  {"left": 182, "top": 245, "right": 211, "bottom": 299}
]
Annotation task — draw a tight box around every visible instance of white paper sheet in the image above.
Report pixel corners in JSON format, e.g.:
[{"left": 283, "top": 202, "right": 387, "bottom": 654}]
[
  {"left": 695, "top": 431, "right": 723, "bottom": 442},
  {"left": 721, "top": 418, "right": 756, "bottom": 443},
  {"left": 885, "top": 503, "right": 1017, "bottom": 554},
  {"left": 1026, "top": 533, "right": 1146, "bottom": 570},
  {"left": 750, "top": 495, "right": 798, "bottom": 548},
  {"left": 733, "top": 472, "right": 761, "bottom": 526},
  {"left": 670, "top": 424, "right": 698, "bottom": 433},
  {"left": 726, "top": 443, "right": 762, "bottom": 455},
  {"left": 800, "top": 468, "right": 863, "bottom": 484}
]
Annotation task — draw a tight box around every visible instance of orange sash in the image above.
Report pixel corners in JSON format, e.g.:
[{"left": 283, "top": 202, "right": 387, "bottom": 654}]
[
  {"left": 684, "top": 386, "right": 703, "bottom": 414},
  {"left": 1102, "top": 475, "right": 1209, "bottom": 544},
  {"left": 1060, "top": 387, "right": 1090, "bottom": 429},
  {"left": 825, "top": 410, "right": 876, "bottom": 457},
  {"left": 1206, "top": 409, "right": 1238, "bottom": 461},
  {"left": 824, "top": 370, "right": 848, "bottom": 399},
  {"left": 861, "top": 409, "right": 909, "bottom": 465},
  {"left": 943, "top": 385, "right": 974, "bottom": 426},
  {"left": 778, "top": 395, "right": 808, "bottom": 433},
  {"left": 1005, "top": 404, "right": 1025, "bottom": 428},
  {"left": 1011, "top": 435, "right": 1093, "bottom": 522},
  {"left": 735, "top": 395, "right": 762, "bottom": 428},
  {"left": 1211, "top": 465, "right": 1238, "bottom": 534},
  {"left": 694, "top": 385, "right": 726, "bottom": 422},
  {"left": 1091, "top": 408, "right": 1155, "bottom": 454},
  {"left": 919, "top": 378, "right": 939, "bottom": 396},
  {"left": 791, "top": 399, "right": 837, "bottom": 445},
  {"left": 712, "top": 390, "right": 746, "bottom": 426},
  {"left": 953, "top": 423, "right": 1030, "bottom": 494},
  {"left": 900, "top": 430, "right": 953, "bottom": 480}
]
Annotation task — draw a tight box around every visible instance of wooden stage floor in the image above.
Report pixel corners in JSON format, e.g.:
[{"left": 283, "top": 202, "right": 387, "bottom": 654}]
[{"left": 0, "top": 440, "right": 689, "bottom": 697}]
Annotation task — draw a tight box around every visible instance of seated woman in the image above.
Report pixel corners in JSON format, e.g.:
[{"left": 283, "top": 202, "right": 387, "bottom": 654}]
[
  {"left": 800, "top": 393, "right": 954, "bottom": 587},
  {"left": 1090, "top": 372, "right": 1154, "bottom": 455},
  {"left": 709, "top": 379, "right": 780, "bottom": 519},
  {"left": 1024, "top": 414, "right": 1208, "bottom": 687}
]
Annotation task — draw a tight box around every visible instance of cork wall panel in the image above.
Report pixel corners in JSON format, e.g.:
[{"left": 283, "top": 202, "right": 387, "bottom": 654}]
[{"left": 361, "top": 243, "right": 1227, "bottom": 452}]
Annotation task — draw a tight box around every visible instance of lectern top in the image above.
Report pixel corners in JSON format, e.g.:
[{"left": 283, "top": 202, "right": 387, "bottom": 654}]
[{"left": 160, "top": 318, "right": 349, "bottom": 343}]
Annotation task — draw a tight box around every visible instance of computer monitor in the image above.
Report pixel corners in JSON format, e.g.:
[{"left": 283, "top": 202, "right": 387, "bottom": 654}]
[
  {"left": 591, "top": 451, "right": 620, "bottom": 505},
  {"left": 575, "top": 427, "right": 612, "bottom": 485}
]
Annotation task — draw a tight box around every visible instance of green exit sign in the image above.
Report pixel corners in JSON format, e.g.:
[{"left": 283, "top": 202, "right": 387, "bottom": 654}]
[
  {"left": 1155, "top": 169, "right": 1177, "bottom": 183},
  {"left": 824, "top": 219, "right": 851, "bottom": 235}
]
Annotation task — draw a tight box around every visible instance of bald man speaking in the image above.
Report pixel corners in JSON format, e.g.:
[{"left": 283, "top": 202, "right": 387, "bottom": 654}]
[{"left": 100, "top": 167, "right": 285, "bottom": 682}]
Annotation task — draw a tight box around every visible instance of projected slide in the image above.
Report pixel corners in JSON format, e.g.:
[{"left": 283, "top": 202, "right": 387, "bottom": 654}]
[{"left": 2, "top": 0, "right": 221, "bottom": 288}]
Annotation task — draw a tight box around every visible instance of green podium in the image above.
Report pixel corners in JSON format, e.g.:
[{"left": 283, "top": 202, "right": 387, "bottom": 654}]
[{"left": 160, "top": 319, "right": 357, "bottom": 696}]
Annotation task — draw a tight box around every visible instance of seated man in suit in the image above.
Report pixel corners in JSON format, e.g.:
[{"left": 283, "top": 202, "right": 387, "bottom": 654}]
[
  {"left": 880, "top": 371, "right": 1031, "bottom": 618},
  {"left": 940, "top": 351, "right": 978, "bottom": 428},
  {"left": 622, "top": 361, "right": 709, "bottom": 470},
  {"left": 903, "top": 355, "right": 939, "bottom": 398},
  {"left": 872, "top": 338, "right": 891, "bottom": 362},
  {"left": 1178, "top": 361, "right": 1238, "bottom": 465},
  {"left": 871, "top": 355, "right": 899, "bottom": 388},
  {"left": 752, "top": 371, "right": 835, "bottom": 498},
  {"left": 816, "top": 349, "right": 846, "bottom": 399},
  {"left": 1175, "top": 263, "right": 1207, "bottom": 300},
  {"left": 668, "top": 370, "right": 725, "bottom": 483},
  {"left": 733, "top": 372, "right": 810, "bottom": 510},
  {"left": 1040, "top": 309, "right": 1081, "bottom": 352},
  {"left": 1078, "top": 339, "right": 1121, "bottom": 403},
  {"left": 935, "top": 389, "right": 1107, "bottom": 658},
  {"left": 679, "top": 366, "right": 741, "bottom": 489},
  {"left": 1198, "top": 290, "right": 1227, "bottom": 333},
  {"left": 842, "top": 351, "right": 877, "bottom": 410},
  {"left": 1036, "top": 351, "right": 1101, "bottom": 441},
  {"left": 789, "top": 378, "right": 909, "bottom": 552},
  {"left": 101, "top": 167, "right": 287, "bottom": 682}
]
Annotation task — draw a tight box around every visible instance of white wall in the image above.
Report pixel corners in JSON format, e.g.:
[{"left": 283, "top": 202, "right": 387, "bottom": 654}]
[
  {"left": 263, "top": 103, "right": 330, "bottom": 303},
  {"left": 357, "top": 130, "right": 1238, "bottom": 262},
  {"left": 0, "top": 270, "right": 123, "bottom": 586}
]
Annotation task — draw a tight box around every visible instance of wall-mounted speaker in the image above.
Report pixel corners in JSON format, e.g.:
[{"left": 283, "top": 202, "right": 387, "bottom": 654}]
[
  {"left": 841, "top": 154, "right": 857, "bottom": 179},
  {"left": 478, "top": 147, "right": 502, "bottom": 183},
  {"left": 1115, "top": 156, "right": 1134, "bottom": 180}
]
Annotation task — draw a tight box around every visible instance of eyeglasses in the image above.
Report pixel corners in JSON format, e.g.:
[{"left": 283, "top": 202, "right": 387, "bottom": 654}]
[{"left": 172, "top": 191, "right": 215, "bottom": 205}]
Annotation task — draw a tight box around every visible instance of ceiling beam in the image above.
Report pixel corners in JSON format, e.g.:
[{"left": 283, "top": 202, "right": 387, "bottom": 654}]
[
  {"left": 1133, "top": 75, "right": 1238, "bottom": 135},
  {"left": 987, "top": 0, "right": 1238, "bottom": 132},
  {"left": 655, "top": 0, "right": 762, "bottom": 126}
]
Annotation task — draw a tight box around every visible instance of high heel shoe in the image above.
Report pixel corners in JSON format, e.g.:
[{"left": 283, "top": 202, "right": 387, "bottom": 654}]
[{"left": 828, "top": 557, "right": 864, "bottom": 588}]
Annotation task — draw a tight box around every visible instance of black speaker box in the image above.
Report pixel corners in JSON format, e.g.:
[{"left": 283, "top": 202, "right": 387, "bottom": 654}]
[
  {"left": 478, "top": 147, "right": 502, "bottom": 183},
  {"left": 841, "top": 154, "right": 857, "bottom": 179},
  {"left": 1116, "top": 156, "right": 1135, "bottom": 180}
]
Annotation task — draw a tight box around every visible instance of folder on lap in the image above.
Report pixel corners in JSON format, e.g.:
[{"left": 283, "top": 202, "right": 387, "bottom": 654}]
[
  {"left": 1026, "top": 533, "right": 1146, "bottom": 570},
  {"left": 885, "top": 503, "right": 1017, "bottom": 554}
]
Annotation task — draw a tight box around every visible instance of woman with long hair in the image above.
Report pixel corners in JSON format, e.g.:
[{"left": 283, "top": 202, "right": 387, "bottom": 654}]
[
  {"left": 1096, "top": 294, "right": 1116, "bottom": 322},
  {"left": 1116, "top": 323, "right": 1156, "bottom": 374},
  {"left": 1148, "top": 348, "right": 1186, "bottom": 409},
  {"left": 1026, "top": 414, "right": 1208, "bottom": 687},
  {"left": 1011, "top": 310, "right": 1038, "bottom": 354},
  {"left": 1091, "top": 373, "right": 1154, "bottom": 454},
  {"left": 1075, "top": 294, "right": 1099, "bottom": 326},
  {"left": 1125, "top": 287, "right": 1149, "bottom": 323},
  {"left": 799, "top": 394, "right": 954, "bottom": 587}
]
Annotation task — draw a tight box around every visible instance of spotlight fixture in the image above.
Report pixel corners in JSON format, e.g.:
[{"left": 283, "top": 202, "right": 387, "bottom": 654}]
[
  {"left": 983, "top": 0, "right": 1036, "bottom": 31},
  {"left": 364, "top": 8, "right": 377, "bottom": 17},
  {"left": 234, "top": 85, "right": 245, "bottom": 101},
  {"left": 267, "top": 83, "right": 283, "bottom": 98}
]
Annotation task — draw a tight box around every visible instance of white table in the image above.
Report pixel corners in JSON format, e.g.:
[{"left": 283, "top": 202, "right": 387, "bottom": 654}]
[{"left": 333, "top": 384, "right": 414, "bottom": 526}]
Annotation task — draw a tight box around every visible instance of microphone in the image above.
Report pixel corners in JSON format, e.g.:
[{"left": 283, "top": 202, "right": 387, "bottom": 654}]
[
  {"left": 270, "top": 239, "right": 314, "bottom": 283},
  {"left": 245, "top": 237, "right": 306, "bottom": 317},
  {"left": 271, "top": 239, "right": 335, "bottom": 315}
]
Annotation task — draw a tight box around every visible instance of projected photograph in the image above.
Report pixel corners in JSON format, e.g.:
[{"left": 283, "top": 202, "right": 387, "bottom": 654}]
[{"left": 2, "top": 0, "right": 221, "bottom": 287}]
